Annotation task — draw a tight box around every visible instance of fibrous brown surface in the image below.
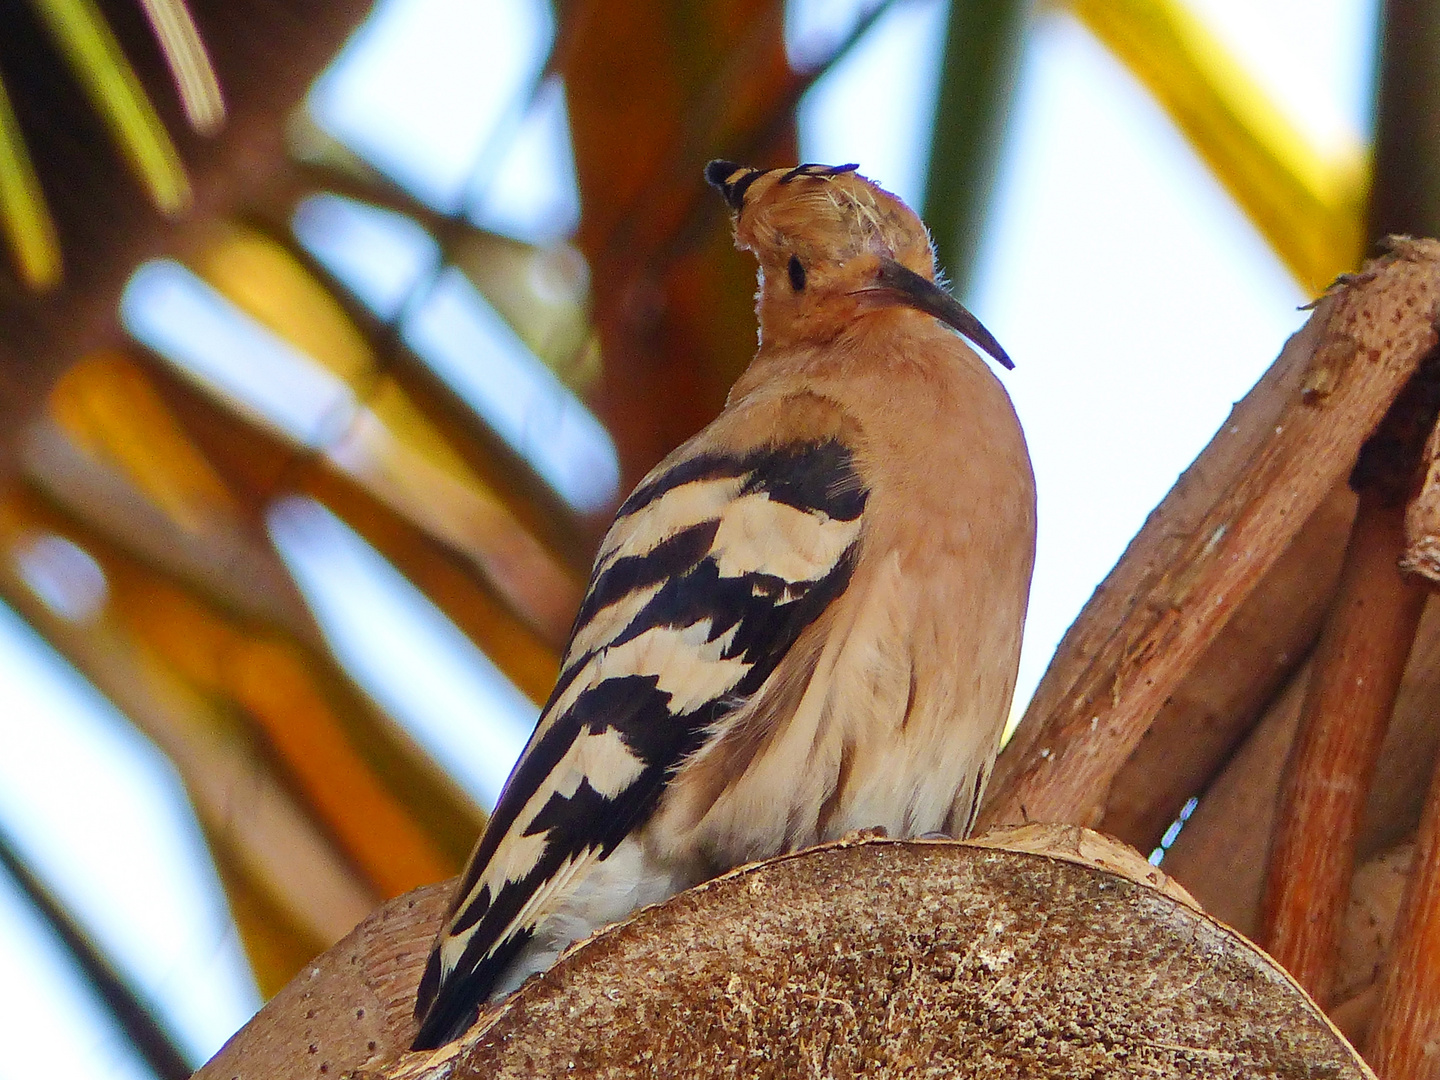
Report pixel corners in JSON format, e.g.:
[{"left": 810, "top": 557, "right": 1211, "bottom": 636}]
[
  {"left": 196, "top": 829, "right": 1370, "bottom": 1080},
  {"left": 212, "top": 828, "right": 1363, "bottom": 1080},
  {"left": 1259, "top": 492, "right": 1428, "bottom": 1006}
]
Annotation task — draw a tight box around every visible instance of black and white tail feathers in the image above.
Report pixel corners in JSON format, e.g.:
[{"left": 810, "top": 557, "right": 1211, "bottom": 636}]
[{"left": 411, "top": 438, "right": 868, "bottom": 1049}]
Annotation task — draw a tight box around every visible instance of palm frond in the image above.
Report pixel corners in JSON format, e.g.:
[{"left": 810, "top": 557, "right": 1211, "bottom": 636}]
[
  {"left": 0, "top": 77, "right": 61, "bottom": 288},
  {"left": 0, "top": 822, "right": 193, "bottom": 1080},
  {"left": 31, "top": 0, "right": 192, "bottom": 213},
  {"left": 1068, "top": 0, "right": 1367, "bottom": 291},
  {"left": 134, "top": 0, "right": 225, "bottom": 134},
  {"left": 922, "top": 0, "right": 1029, "bottom": 292}
]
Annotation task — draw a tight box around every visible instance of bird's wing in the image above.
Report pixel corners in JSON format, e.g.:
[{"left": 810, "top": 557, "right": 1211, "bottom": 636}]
[{"left": 412, "top": 433, "right": 868, "bottom": 1047}]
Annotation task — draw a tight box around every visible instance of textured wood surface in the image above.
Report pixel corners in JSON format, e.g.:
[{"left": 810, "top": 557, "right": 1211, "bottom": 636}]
[
  {"left": 1159, "top": 667, "right": 1308, "bottom": 936},
  {"left": 1162, "top": 594, "right": 1440, "bottom": 937},
  {"left": 1331, "top": 838, "right": 1414, "bottom": 1046},
  {"left": 194, "top": 881, "right": 451, "bottom": 1080},
  {"left": 1365, "top": 746, "right": 1440, "bottom": 1076},
  {"left": 1099, "top": 483, "right": 1355, "bottom": 853},
  {"left": 361, "top": 830, "right": 1374, "bottom": 1079},
  {"left": 416, "top": 833, "right": 1366, "bottom": 1079},
  {"left": 1260, "top": 494, "right": 1428, "bottom": 1006},
  {"left": 1402, "top": 418, "right": 1440, "bottom": 581}
]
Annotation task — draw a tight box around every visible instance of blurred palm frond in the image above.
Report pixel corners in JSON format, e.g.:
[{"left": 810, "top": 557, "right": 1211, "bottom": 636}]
[
  {"left": 0, "top": 0, "right": 219, "bottom": 290},
  {"left": 0, "top": 821, "right": 193, "bottom": 1079},
  {"left": 1067, "top": 0, "right": 1366, "bottom": 293},
  {"left": 0, "top": 75, "right": 61, "bottom": 288}
]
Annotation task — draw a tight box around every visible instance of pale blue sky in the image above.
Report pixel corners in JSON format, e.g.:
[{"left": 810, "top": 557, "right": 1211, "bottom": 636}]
[{"left": 0, "top": 1, "right": 1379, "bottom": 1074}]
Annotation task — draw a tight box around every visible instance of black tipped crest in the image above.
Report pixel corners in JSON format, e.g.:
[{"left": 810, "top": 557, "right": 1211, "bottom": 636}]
[
  {"left": 705, "top": 160, "right": 763, "bottom": 211},
  {"left": 705, "top": 160, "right": 862, "bottom": 212},
  {"left": 778, "top": 162, "right": 860, "bottom": 184}
]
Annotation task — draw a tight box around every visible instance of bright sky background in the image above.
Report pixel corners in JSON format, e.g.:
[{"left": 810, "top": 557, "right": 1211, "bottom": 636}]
[{"left": 0, "top": 0, "right": 1379, "bottom": 1075}]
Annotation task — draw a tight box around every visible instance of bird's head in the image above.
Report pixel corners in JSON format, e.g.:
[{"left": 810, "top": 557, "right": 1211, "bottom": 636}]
[{"left": 705, "top": 160, "right": 1011, "bottom": 368}]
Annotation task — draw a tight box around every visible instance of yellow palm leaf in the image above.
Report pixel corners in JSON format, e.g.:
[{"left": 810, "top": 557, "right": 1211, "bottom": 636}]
[
  {"left": 1068, "top": 0, "right": 1367, "bottom": 292},
  {"left": 30, "top": 0, "right": 191, "bottom": 213},
  {"left": 0, "top": 78, "right": 61, "bottom": 289},
  {"left": 51, "top": 351, "right": 239, "bottom": 533}
]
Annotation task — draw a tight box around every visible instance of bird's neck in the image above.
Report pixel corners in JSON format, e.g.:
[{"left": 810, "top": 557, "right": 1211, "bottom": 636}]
[
  {"left": 753, "top": 288, "right": 867, "bottom": 354},
  {"left": 736, "top": 304, "right": 970, "bottom": 402},
  {"left": 757, "top": 279, "right": 957, "bottom": 353}
]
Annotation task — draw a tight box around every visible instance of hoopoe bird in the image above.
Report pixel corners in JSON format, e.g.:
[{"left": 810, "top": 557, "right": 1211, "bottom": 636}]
[{"left": 411, "top": 161, "right": 1036, "bottom": 1050}]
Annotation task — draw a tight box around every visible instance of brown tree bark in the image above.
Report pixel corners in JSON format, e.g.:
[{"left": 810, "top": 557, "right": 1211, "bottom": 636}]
[
  {"left": 1365, "top": 750, "right": 1440, "bottom": 1075},
  {"left": 1259, "top": 493, "right": 1427, "bottom": 1006}
]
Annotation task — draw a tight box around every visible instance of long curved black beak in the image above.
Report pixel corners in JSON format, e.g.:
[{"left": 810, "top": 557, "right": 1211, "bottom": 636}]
[{"left": 873, "top": 258, "right": 1013, "bottom": 370}]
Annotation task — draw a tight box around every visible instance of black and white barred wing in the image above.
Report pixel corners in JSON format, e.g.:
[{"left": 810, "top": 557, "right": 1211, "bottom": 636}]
[{"left": 412, "top": 439, "right": 868, "bottom": 1047}]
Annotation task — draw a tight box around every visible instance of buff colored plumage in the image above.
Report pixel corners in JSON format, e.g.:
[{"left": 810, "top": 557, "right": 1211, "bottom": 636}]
[{"left": 411, "top": 161, "right": 1036, "bottom": 1050}]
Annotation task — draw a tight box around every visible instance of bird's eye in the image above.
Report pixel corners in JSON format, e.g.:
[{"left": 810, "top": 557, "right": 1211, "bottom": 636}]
[{"left": 788, "top": 255, "right": 807, "bottom": 292}]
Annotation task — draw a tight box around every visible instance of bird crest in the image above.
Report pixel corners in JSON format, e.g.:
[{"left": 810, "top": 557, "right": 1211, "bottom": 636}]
[{"left": 704, "top": 160, "right": 860, "bottom": 211}]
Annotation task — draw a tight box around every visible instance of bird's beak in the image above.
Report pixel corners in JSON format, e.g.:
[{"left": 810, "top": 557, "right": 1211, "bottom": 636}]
[{"left": 870, "top": 258, "right": 1014, "bottom": 370}]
